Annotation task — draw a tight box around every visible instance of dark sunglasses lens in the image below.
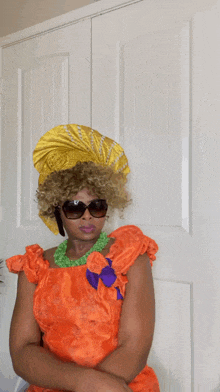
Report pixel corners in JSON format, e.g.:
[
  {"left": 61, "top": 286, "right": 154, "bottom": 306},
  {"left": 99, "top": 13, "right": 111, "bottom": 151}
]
[
  {"left": 62, "top": 199, "right": 108, "bottom": 219},
  {"left": 89, "top": 200, "right": 108, "bottom": 218},
  {"left": 63, "top": 201, "right": 85, "bottom": 219}
]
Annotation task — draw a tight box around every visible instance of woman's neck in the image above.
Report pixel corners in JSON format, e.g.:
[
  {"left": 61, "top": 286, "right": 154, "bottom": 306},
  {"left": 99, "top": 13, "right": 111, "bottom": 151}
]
[{"left": 66, "top": 239, "right": 97, "bottom": 258}]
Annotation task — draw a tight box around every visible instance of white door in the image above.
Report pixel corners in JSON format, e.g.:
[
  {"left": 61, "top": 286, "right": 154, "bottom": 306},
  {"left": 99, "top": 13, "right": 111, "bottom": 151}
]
[
  {"left": 0, "top": 20, "right": 92, "bottom": 389},
  {"left": 1, "top": 0, "right": 220, "bottom": 391},
  {"left": 92, "top": 0, "right": 220, "bottom": 391}
]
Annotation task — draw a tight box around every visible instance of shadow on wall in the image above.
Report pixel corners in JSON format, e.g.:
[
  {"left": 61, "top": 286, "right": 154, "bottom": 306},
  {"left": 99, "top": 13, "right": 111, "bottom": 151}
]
[
  {"left": 13, "top": 376, "right": 29, "bottom": 392},
  {"left": 0, "top": 259, "right": 3, "bottom": 284},
  {"left": 148, "top": 350, "right": 182, "bottom": 391},
  {"left": 150, "top": 348, "right": 220, "bottom": 392}
]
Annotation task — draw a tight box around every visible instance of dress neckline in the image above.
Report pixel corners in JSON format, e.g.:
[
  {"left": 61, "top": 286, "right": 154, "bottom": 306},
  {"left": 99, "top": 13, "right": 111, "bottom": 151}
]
[{"left": 42, "top": 235, "right": 116, "bottom": 270}]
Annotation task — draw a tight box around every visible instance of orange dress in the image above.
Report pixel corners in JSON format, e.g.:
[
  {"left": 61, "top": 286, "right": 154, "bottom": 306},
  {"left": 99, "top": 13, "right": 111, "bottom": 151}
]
[{"left": 6, "top": 225, "right": 160, "bottom": 392}]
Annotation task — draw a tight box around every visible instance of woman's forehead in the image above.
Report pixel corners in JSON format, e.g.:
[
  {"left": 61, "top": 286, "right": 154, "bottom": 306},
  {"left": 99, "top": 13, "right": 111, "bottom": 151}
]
[{"left": 70, "top": 188, "right": 98, "bottom": 201}]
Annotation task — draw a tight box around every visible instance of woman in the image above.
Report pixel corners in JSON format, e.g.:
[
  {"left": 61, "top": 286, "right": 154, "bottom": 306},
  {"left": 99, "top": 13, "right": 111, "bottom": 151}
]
[{"left": 6, "top": 124, "right": 160, "bottom": 392}]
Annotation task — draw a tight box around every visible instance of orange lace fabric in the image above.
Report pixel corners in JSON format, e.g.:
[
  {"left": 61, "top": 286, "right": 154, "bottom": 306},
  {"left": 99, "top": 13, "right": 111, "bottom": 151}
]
[{"left": 6, "top": 225, "right": 160, "bottom": 392}]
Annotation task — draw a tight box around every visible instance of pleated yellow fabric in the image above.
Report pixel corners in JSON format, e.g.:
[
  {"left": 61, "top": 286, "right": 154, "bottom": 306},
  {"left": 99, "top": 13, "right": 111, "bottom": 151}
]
[
  {"left": 33, "top": 124, "right": 130, "bottom": 235},
  {"left": 33, "top": 124, "right": 130, "bottom": 185}
]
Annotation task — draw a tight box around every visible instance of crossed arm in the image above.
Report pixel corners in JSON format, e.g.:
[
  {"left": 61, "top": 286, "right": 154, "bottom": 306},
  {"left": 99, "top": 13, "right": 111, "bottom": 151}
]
[
  {"left": 9, "top": 253, "right": 155, "bottom": 390},
  {"left": 94, "top": 253, "right": 155, "bottom": 383}
]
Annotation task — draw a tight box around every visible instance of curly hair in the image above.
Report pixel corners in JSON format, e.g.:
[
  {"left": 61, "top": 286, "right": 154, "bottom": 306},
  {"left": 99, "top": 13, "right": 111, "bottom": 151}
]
[{"left": 36, "top": 161, "right": 130, "bottom": 219}]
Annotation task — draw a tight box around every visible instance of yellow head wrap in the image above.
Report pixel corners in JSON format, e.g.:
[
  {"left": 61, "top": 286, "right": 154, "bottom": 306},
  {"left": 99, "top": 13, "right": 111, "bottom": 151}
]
[{"left": 33, "top": 124, "right": 130, "bottom": 235}]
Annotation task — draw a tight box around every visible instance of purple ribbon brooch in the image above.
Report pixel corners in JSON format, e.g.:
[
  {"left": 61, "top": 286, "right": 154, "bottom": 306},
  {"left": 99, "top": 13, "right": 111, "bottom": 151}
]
[{"left": 86, "top": 258, "right": 123, "bottom": 300}]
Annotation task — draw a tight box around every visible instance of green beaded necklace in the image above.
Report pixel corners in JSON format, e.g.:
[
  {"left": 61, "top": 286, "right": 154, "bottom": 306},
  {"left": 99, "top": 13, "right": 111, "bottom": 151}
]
[{"left": 54, "top": 232, "right": 110, "bottom": 268}]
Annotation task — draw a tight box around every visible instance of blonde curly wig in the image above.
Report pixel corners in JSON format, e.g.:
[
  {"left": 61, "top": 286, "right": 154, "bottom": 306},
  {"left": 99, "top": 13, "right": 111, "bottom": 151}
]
[{"left": 36, "top": 161, "right": 130, "bottom": 220}]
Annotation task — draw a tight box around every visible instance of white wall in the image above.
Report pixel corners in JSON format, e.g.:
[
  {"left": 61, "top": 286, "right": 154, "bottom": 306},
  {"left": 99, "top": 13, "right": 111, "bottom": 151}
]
[{"left": 0, "top": 0, "right": 97, "bottom": 37}]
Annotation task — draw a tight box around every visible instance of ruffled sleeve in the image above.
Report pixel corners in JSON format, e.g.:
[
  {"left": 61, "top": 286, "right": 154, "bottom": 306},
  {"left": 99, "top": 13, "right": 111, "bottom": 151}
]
[
  {"left": 5, "top": 245, "right": 49, "bottom": 284},
  {"left": 108, "top": 225, "right": 158, "bottom": 275},
  {"left": 85, "top": 225, "right": 159, "bottom": 300}
]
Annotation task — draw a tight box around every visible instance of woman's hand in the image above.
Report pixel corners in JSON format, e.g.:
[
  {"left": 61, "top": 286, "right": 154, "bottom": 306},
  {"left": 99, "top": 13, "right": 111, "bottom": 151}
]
[{"left": 74, "top": 368, "right": 133, "bottom": 392}]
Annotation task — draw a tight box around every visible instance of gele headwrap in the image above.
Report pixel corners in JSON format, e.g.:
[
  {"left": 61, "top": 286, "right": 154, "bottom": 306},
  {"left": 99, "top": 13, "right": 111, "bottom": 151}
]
[{"left": 33, "top": 124, "right": 130, "bottom": 235}]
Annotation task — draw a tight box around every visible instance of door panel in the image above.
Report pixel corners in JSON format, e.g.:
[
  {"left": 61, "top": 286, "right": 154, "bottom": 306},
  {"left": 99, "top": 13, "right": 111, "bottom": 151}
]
[
  {"left": 1, "top": 21, "right": 91, "bottom": 255},
  {"left": 0, "top": 20, "right": 91, "bottom": 380},
  {"left": 92, "top": 1, "right": 220, "bottom": 390}
]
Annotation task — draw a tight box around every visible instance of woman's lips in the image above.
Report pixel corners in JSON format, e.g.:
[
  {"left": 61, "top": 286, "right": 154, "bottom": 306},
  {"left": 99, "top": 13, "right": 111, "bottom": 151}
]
[{"left": 79, "top": 226, "right": 95, "bottom": 233}]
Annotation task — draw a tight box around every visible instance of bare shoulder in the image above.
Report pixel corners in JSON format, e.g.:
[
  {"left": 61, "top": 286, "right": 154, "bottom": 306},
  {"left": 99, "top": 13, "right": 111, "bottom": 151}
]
[
  {"left": 43, "top": 247, "right": 58, "bottom": 268},
  {"left": 127, "top": 252, "right": 152, "bottom": 277}
]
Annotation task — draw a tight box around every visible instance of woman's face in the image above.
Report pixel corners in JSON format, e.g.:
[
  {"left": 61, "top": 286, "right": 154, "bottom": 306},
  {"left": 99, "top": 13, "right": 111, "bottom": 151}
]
[{"left": 59, "top": 188, "right": 107, "bottom": 242}]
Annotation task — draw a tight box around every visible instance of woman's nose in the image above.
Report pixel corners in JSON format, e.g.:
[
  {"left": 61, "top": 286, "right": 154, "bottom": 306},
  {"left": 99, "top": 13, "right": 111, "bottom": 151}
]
[{"left": 82, "top": 208, "right": 92, "bottom": 220}]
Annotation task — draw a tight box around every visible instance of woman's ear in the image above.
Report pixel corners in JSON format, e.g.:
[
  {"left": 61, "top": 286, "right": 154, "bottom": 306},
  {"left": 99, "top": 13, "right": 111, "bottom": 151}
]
[{"left": 54, "top": 207, "right": 65, "bottom": 237}]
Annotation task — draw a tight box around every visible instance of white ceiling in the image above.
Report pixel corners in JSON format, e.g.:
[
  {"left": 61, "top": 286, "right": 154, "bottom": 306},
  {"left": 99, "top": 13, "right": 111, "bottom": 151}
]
[{"left": 0, "top": 0, "right": 94, "bottom": 38}]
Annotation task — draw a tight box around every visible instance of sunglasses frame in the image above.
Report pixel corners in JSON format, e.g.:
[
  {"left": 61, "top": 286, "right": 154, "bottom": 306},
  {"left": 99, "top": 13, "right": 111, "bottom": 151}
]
[{"left": 59, "top": 199, "right": 108, "bottom": 219}]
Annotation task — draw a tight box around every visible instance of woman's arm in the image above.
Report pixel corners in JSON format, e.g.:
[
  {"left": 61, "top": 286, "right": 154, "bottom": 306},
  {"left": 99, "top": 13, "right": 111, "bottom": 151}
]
[
  {"left": 10, "top": 254, "right": 154, "bottom": 390},
  {"left": 95, "top": 253, "right": 155, "bottom": 384},
  {"left": 9, "top": 271, "right": 89, "bottom": 391}
]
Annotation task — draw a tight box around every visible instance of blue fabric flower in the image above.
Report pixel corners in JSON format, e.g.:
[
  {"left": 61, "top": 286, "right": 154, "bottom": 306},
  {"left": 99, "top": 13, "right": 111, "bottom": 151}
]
[{"left": 86, "top": 258, "right": 123, "bottom": 300}]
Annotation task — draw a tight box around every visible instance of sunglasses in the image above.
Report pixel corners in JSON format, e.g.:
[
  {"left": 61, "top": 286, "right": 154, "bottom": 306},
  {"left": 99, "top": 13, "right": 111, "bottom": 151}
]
[{"left": 59, "top": 199, "right": 108, "bottom": 219}]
